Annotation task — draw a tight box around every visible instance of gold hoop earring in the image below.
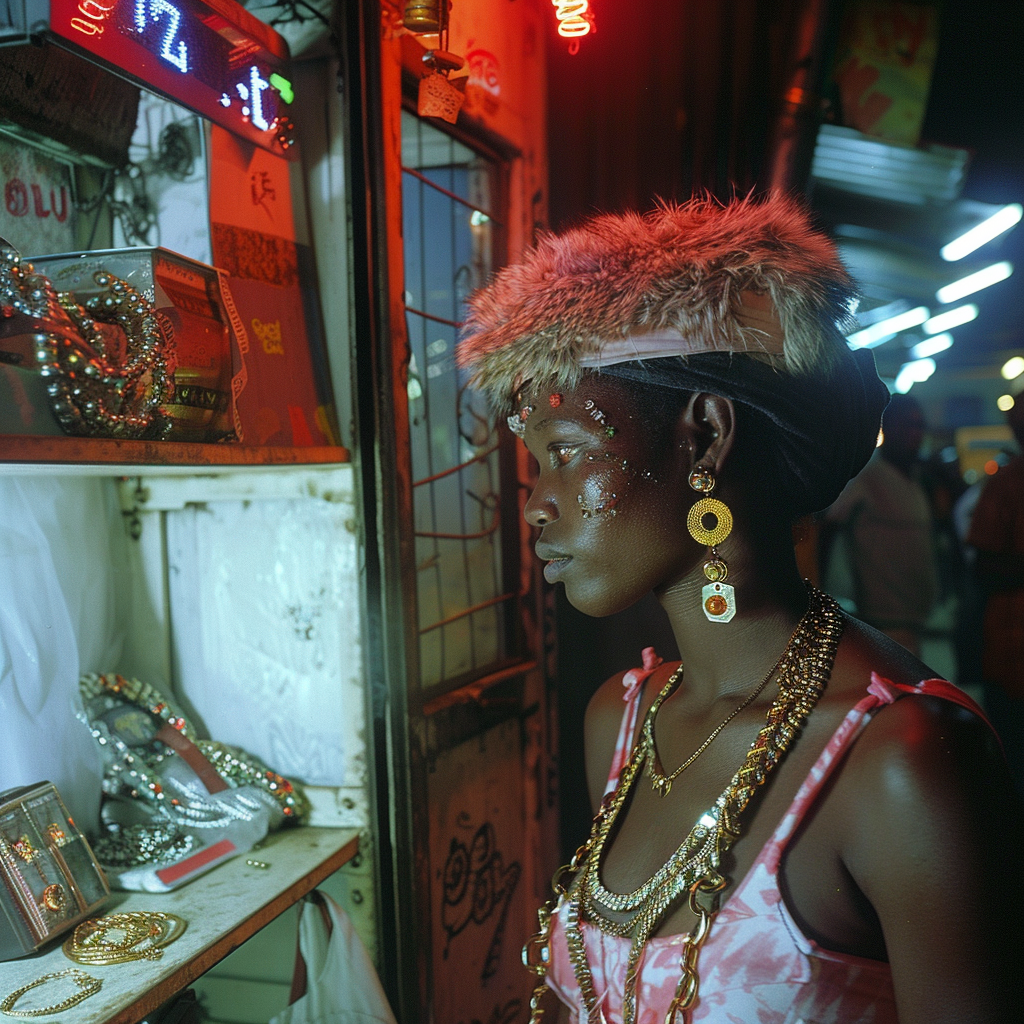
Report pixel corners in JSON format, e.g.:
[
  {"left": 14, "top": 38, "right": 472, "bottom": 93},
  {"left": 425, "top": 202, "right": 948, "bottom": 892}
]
[
  {"left": 687, "top": 498, "right": 732, "bottom": 547},
  {"left": 687, "top": 467, "right": 736, "bottom": 622}
]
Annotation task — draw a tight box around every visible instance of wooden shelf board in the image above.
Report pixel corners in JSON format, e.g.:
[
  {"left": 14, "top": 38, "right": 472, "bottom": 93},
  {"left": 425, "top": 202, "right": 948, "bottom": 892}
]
[
  {"left": 0, "top": 827, "right": 359, "bottom": 1024},
  {"left": 0, "top": 435, "right": 349, "bottom": 471}
]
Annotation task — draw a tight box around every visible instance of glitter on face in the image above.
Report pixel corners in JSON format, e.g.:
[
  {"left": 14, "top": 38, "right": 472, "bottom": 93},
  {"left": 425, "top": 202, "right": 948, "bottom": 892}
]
[{"left": 577, "top": 491, "right": 620, "bottom": 519}]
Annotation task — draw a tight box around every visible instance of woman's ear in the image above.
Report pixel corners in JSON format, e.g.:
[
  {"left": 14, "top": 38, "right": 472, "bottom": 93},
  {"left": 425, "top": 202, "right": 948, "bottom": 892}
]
[{"left": 676, "top": 393, "right": 736, "bottom": 473}]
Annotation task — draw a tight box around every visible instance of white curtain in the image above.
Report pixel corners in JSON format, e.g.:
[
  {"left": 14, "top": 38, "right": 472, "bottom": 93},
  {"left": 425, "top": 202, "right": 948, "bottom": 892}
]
[{"left": 0, "top": 476, "right": 126, "bottom": 829}]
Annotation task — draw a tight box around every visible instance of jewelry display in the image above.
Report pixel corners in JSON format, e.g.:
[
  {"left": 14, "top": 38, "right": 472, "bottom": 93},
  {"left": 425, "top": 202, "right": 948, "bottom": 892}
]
[
  {"left": 91, "top": 823, "right": 197, "bottom": 869},
  {"left": 39, "top": 886, "right": 66, "bottom": 914},
  {"left": 9, "top": 837, "right": 36, "bottom": 865},
  {"left": 0, "top": 968, "right": 102, "bottom": 1017},
  {"left": 78, "top": 672, "right": 307, "bottom": 892},
  {"left": 79, "top": 673, "right": 309, "bottom": 825},
  {"left": 523, "top": 585, "right": 844, "bottom": 1023},
  {"left": 63, "top": 910, "right": 187, "bottom": 965},
  {"left": 0, "top": 242, "right": 172, "bottom": 439},
  {"left": 686, "top": 467, "right": 736, "bottom": 622},
  {"left": 0, "top": 783, "right": 110, "bottom": 960}
]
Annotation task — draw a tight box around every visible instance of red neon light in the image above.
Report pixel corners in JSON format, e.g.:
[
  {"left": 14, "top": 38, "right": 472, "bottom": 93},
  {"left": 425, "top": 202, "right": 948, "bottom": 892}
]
[{"left": 552, "top": 0, "right": 593, "bottom": 41}]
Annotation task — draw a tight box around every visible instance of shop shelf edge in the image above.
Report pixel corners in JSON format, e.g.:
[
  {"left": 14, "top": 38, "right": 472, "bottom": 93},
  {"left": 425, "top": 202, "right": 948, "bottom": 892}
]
[{"left": 0, "top": 436, "right": 350, "bottom": 475}]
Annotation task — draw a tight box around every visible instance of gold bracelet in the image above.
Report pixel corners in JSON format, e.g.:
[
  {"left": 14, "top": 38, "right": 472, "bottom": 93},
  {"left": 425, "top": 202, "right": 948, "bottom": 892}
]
[
  {"left": 0, "top": 968, "right": 102, "bottom": 1017},
  {"left": 63, "top": 911, "right": 188, "bottom": 965}
]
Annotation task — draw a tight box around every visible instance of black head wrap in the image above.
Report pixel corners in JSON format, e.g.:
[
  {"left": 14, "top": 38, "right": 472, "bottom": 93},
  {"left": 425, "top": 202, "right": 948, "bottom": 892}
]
[{"left": 598, "top": 345, "right": 889, "bottom": 517}]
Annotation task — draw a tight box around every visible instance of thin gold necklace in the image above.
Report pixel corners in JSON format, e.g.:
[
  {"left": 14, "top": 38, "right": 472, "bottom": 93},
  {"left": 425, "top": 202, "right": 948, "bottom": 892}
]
[{"left": 642, "top": 645, "right": 789, "bottom": 798}]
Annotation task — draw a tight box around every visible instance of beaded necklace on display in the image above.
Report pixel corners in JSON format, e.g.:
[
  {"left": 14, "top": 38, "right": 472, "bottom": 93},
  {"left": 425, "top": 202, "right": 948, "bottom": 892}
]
[
  {"left": 91, "top": 822, "right": 197, "bottom": 869},
  {"left": 524, "top": 585, "right": 843, "bottom": 1024},
  {"left": 0, "top": 245, "right": 171, "bottom": 439},
  {"left": 80, "top": 673, "right": 309, "bottom": 822}
]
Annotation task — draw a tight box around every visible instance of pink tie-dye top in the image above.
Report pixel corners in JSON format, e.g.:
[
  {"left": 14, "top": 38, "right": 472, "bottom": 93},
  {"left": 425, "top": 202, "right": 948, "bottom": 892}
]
[{"left": 547, "top": 650, "right": 989, "bottom": 1024}]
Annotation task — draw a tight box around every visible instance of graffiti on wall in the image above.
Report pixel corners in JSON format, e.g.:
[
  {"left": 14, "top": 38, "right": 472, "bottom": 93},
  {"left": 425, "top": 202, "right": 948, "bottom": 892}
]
[
  {"left": 455, "top": 999, "right": 523, "bottom": 1024},
  {"left": 441, "top": 820, "right": 521, "bottom": 980}
]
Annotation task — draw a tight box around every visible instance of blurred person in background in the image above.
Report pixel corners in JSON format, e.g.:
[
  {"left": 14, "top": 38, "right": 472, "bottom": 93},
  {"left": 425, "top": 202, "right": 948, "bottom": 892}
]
[
  {"left": 966, "top": 397, "right": 1024, "bottom": 795},
  {"left": 820, "top": 393, "right": 938, "bottom": 656}
]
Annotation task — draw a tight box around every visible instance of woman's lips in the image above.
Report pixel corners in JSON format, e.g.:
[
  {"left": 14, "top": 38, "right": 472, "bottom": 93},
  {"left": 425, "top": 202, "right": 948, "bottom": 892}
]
[{"left": 543, "top": 556, "right": 572, "bottom": 583}]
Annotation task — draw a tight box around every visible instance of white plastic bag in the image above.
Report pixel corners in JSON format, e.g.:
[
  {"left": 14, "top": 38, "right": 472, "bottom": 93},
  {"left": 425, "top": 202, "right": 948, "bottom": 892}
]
[{"left": 269, "top": 891, "right": 397, "bottom": 1024}]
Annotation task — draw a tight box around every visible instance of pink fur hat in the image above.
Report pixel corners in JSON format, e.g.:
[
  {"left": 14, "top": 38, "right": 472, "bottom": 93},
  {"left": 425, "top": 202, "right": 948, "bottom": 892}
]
[{"left": 458, "top": 193, "right": 858, "bottom": 411}]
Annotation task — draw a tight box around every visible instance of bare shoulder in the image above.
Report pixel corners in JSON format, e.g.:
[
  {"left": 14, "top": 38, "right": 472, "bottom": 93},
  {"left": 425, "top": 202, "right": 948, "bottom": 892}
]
[
  {"left": 829, "top": 614, "right": 1010, "bottom": 845},
  {"left": 582, "top": 671, "right": 631, "bottom": 812},
  {"left": 832, "top": 613, "right": 937, "bottom": 692},
  {"left": 824, "top": 617, "right": 1024, "bottom": 1020}
]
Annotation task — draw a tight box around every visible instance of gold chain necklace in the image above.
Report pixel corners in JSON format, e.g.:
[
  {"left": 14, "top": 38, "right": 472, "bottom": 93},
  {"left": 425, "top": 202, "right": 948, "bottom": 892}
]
[
  {"left": 63, "top": 910, "right": 188, "bottom": 965},
  {"left": 587, "top": 642, "right": 791, "bottom": 916},
  {"left": 523, "top": 585, "right": 843, "bottom": 1024},
  {"left": 643, "top": 645, "right": 789, "bottom": 799},
  {"left": 0, "top": 969, "right": 102, "bottom": 1017}
]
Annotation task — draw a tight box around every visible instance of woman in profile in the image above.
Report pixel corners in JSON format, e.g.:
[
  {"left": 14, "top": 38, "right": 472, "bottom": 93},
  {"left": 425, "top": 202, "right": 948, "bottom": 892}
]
[{"left": 457, "top": 195, "right": 1022, "bottom": 1024}]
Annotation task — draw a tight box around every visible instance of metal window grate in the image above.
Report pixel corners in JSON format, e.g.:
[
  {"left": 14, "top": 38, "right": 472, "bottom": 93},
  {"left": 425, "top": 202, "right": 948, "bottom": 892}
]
[{"left": 401, "top": 111, "right": 509, "bottom": 689}]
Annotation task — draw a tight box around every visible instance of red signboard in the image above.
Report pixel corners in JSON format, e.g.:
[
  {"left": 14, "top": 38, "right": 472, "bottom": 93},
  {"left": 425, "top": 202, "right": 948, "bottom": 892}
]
[{"left": 44, "top": 0, "right": 294, "bottom": 155}]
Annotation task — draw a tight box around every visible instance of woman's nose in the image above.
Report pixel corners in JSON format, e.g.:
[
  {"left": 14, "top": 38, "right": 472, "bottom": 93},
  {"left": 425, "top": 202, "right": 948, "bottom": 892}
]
[{"left": 524, "top": 489, "right": 558, "bottom": 527}]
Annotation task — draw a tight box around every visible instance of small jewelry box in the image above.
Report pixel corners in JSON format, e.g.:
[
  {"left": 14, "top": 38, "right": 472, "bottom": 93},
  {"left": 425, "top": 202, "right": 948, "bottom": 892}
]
[{"left": 0, "top": 782, "right": 110, "bottom": 961}]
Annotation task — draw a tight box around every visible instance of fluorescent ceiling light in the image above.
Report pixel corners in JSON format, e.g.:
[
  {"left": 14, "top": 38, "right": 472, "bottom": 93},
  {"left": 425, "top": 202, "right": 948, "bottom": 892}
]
[
  {"left": 910, "top": 333, "right": 953, "bottom": 359},
  {"left": 894, "top": 358, "right": 936, "bottom": 394},
  {"left": 847, "top": 306, "right": 929, "bottom": 349},
  {"left": 1002, "top": 356, "right": 1024, "bottom": 380},
  {"left": 997, "top": 394, "right": 1016, "bottom": 412},
  {"left": 936, "top": 261, "right": 1012, "bottom": 303},
  {"left": 923, "top": 304, "right": 978, "bottom": 334},
  {"left": 941, "top": 203, "right": 1023, "bottom": 261}
]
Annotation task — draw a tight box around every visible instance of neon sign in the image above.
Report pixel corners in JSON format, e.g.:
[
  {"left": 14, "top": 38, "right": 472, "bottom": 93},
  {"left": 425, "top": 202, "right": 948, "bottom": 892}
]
[
  {"left": 40, "top": 0, "right": 294, "bottom": 156},
  {"left": 552, "top": 0, "right": 594, "bottom": 50},
  {"left": 134, "top": 0, "right": 189, "bottom": 73}
]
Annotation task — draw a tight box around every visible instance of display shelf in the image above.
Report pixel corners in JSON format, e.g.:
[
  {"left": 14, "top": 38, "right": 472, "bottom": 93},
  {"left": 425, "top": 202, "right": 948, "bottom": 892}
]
[
  {"left": 0, "top": 436, "right": 350, "bottom": 475},
  {"left": 0, "top": 827, "right": 359, "bottom": 1024}
]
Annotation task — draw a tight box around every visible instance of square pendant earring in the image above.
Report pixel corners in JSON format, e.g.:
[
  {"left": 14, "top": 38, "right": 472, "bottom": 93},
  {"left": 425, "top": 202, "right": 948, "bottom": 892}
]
[{"left": 687, "top": 467, "right": 736, "bottom": 622}]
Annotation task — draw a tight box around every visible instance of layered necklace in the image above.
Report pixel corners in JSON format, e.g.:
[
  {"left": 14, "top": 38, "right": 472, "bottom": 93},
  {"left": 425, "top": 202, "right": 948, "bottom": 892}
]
[{"left": 524, "top": 585, "right": 843, "bottom": 1024}]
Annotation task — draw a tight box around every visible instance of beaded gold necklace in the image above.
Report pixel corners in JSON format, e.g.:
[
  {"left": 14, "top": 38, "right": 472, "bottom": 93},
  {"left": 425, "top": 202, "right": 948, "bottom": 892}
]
[{"left": 523, "top": 585, "right": 843, "bottom": 1024}]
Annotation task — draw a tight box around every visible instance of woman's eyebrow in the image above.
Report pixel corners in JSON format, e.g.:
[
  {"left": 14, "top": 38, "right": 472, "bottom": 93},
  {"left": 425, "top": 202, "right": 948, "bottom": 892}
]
[{"left": 530, "top": 415, "right": 594, "bottom": 431}]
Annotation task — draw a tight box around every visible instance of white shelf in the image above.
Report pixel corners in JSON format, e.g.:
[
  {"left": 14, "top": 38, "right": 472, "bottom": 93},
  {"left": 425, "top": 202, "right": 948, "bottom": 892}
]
[{"left": 0, "top": 826, "right": 359, "bottom": 1024}]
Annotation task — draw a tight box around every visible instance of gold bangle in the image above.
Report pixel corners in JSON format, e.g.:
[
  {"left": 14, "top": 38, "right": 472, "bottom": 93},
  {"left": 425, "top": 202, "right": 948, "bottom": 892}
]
[
  {"left": 0, "top": 968, "right": 102, "bottom": 1017},
  {"left": 63, "top": 911, "right": 188, "bottom": 965}
]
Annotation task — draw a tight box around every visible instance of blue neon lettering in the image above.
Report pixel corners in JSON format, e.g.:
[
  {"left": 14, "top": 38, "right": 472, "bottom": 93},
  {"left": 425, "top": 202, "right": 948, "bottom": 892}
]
[
  {"left": 134, "top": 0, "right": 188, "bottom": 72},
  {"left": 248, "top": 66, "right": 270, "bottom": 131},
  {"left": 153, "top": 0, "right": 188, "bottom": 73}
]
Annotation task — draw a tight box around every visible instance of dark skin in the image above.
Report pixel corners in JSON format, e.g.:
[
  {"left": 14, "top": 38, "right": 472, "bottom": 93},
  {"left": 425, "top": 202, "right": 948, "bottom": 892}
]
[{"left": 520, "top": 376, "right": 1023, "bottom": 1024}]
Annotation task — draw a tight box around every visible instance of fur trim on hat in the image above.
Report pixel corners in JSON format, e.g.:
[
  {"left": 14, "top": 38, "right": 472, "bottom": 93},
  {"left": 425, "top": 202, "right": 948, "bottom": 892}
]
[{"left": 457, "top": 194, "right": 858, "bottom": 411}]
